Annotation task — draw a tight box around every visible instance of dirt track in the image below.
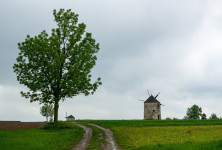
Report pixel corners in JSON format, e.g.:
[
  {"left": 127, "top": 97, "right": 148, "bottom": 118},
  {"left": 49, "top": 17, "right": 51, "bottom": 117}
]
[
  {"left": 72, "top": 122, "right": 92, "bottom": 150},
  {"left": 88, "top": 123, "right": 120, "bottom": 150},
  {"left": 0, "top": 121, "right": 46, "bottom": 130},
  {"left": 72, "top": 122, "right": 120, "bottom": 150}
]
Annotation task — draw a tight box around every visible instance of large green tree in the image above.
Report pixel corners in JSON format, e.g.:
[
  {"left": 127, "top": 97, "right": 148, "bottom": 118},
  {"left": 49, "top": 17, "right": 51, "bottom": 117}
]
[
  {"left": 185, "top": 104, "right": 202, "bottom": 119},
  {"left": 13, "top": 9, "right": 102, "bottom": 122}
]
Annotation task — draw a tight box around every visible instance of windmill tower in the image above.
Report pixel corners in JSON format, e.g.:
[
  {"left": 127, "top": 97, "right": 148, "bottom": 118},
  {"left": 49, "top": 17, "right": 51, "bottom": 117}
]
[{"left": 144, "top": 92, "right": 161, "bottom": 120}]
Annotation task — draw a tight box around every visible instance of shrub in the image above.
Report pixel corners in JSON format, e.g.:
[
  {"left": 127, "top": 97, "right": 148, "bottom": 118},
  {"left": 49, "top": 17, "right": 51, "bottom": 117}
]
[{"left": 42, "top": 121, "right": 76, "bottom": 130}]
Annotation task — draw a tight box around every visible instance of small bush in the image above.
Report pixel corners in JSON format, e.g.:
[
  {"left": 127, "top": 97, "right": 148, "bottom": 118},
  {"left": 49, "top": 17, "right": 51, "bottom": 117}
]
[{"left": 41, "top": 121, "right": 76, "bottom": 130}]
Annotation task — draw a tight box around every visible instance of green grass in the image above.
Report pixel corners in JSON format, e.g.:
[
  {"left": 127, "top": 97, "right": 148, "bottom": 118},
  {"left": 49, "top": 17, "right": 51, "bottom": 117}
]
[
  {"left": 5, "top": 120, "right": 221, "bottom": 149},
  {"left": 145, "top": 140, "right": 222, "bottom": 150},
  {"left": 78, "top": 120, "right": 222, "bottom": 150},
  {"left": 0, "top": 121, "right": 84, "bottom": 150},
  {"left": 78, "top": 119, "right": 222, "bottom": 128},
  {"left": 113, "top": 125, "right": 222, "bottom": 149}
]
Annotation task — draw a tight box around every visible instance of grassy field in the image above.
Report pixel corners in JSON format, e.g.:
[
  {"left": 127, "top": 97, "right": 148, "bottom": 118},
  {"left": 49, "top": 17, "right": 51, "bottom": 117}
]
[
  {"left": 78, "top": 120, "right": 222, "bottom": 150},
  {"left": 79, "top": 119, "right": 222, "bottom": 127},
  {"left": 1, "top": 120, "right": 222, "bottom": 149},
  {"left": 0, "top": 121, "right": 84, "bottom": 150}
]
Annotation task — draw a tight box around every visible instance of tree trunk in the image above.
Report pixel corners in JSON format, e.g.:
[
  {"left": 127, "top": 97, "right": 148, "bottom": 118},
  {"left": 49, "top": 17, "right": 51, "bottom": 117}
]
[
  {"left": 54, "top": 101, "right": 59, "bottom": 122},
  {"left": 46, "top": 116, "right": 48, "bottom": 122}
]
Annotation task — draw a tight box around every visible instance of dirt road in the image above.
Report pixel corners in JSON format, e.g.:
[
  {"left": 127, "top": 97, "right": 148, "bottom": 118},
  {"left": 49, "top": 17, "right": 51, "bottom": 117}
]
[
  {"left": 88, "top": 123, "right": 121, "bottom": 150},
  {"left": 72, "top": 122, "right": 93, "bottom": 150},
  {"left": 72, "top": 122, "right": 120, "bottom": 150}
]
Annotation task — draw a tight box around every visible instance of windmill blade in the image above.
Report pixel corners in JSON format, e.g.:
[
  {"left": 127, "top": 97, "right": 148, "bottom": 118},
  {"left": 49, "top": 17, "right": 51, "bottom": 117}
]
[
  {"left": 147, "top": 90, "right": 150, "bottom": 96},
  {"left": 160, "top": 103, "right": 165, "bottom": 106},
  {"left": 139, "top": 99, "right": 145, "bottom": 102},
  {"left": 155, "top": 92, "right": 160, "bottom": 98}
]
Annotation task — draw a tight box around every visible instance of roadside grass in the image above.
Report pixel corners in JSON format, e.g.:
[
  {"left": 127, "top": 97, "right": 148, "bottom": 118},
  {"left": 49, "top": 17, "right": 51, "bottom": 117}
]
[
  {"left": 0, "top": 121, "right": 84, "bottom": 150},
  {"left": 143, "top": 140, "right": 222, "bottom": 150},
  {"left": 78, "top": 120, "right": 222, "bottom": 150},
  {"left": 78, "top": 119, "right": 222, "bottom": 128}
]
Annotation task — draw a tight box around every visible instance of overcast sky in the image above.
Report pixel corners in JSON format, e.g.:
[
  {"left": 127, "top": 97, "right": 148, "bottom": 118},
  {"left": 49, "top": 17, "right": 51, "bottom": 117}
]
[{"left": 1, "top": 0, "right": 222, "bottom": 121}]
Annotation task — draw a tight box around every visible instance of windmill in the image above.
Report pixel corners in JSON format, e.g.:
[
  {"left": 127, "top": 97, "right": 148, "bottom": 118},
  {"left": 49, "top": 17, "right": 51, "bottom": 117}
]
[{"left": 140, "top": 90, "right": 164, "bottom": 120}]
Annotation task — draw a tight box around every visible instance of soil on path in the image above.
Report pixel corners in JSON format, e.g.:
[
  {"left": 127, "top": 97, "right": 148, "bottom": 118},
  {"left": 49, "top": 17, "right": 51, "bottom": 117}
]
[
  {"left": 88, "top": 123, "right": 121, "bottom": 150},
  {"left": 72, "top": 122, "right": 92, "bottom": 150}
]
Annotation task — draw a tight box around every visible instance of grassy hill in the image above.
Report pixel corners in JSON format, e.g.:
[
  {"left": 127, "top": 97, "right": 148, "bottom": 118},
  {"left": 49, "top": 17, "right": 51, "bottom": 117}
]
[
  {"left": 0, "top": 121, "right": 84, "bottom": 150},
  {"left": 78, "top": 119, "right": 222, "bottom": 150},
  {"left": 1, "top": 120, "right": 222, "bottom": 150}
]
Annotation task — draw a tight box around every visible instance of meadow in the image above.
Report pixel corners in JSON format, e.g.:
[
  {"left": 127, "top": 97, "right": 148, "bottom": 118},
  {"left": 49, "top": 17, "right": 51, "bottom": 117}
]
[
  {"left": 0, "top": 121, "right": 84, "bottom": 150},
  {"left": 1, "top": 120, "right": 222, "bottom": 150},
  {"left": 78, "top": 120, "right": 222, "bottom": 150}
]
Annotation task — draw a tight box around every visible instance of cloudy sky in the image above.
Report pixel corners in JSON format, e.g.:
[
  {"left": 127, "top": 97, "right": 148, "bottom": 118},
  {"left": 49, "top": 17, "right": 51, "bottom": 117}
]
[{"left": 1, "top": 0, "right": 222, "bottom": 121}]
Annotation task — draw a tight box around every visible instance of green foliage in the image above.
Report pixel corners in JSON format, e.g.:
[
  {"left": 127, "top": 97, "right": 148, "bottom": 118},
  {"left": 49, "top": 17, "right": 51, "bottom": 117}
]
[
  {"left": 209, "top": 113, "right": 219, "bottom": 119},
  {"left": 165, "top": 117, "right": 172, "bottom": 120},
  {"left": 13, "top": 8, "right": 102, "bottom": 122},
  {"left": 40, "top": 104, "right": 54, "bottom": 122},
  {"left": 0, "top": 126, "right": 84, "bottom": 150},
  {"left": 185, "top": 104, "right": 202, "bottom": 119},
  {"left": 201, "top": 113, "right": 207, "bottom": 119},
  {"left": 41, "top": 121, "right": 77, "bottom": 130}
]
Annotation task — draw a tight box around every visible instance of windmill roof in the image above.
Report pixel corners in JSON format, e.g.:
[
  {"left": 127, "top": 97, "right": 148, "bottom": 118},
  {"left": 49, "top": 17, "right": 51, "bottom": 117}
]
[
  {"left": 144, "top": 95, "right": 160, "bottom": 103},
  {"left": 67, "top": 115, "right": 75, "bottom": 118}
]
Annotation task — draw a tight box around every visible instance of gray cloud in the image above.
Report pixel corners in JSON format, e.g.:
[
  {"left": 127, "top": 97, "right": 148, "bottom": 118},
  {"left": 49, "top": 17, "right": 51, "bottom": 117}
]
[{"left": 1, "top": 0, "right": 222, "bottom": 121}]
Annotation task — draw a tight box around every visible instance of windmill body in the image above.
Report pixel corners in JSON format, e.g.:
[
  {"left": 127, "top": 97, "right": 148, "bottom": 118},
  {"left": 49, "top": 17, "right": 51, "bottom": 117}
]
[{"left": 144, "top": 95, "right": 161, "bottom": 120}]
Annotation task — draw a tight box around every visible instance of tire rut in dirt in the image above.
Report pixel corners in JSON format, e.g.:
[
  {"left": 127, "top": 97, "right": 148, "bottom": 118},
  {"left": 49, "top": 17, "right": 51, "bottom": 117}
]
[
  {"left": 88, "top": 123, "right": 121, "bottom": 150},
  {"left": 72, "top": 122, "right": 92, "bottom": 150}
]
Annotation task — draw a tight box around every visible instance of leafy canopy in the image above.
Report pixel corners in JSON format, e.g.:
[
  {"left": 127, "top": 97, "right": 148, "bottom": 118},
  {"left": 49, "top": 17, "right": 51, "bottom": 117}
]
[
  {"left": 201, "top": 113, "right": 207, "bottom": 120},
  {"left": 13, "top": 9, "right": 102, "bottom": 121},
  {"left": 209, "top": 113, "right": 219, "bottom": 119},
  {"left": 185, "top": 104, "right": 202, "bottom": 119}
]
